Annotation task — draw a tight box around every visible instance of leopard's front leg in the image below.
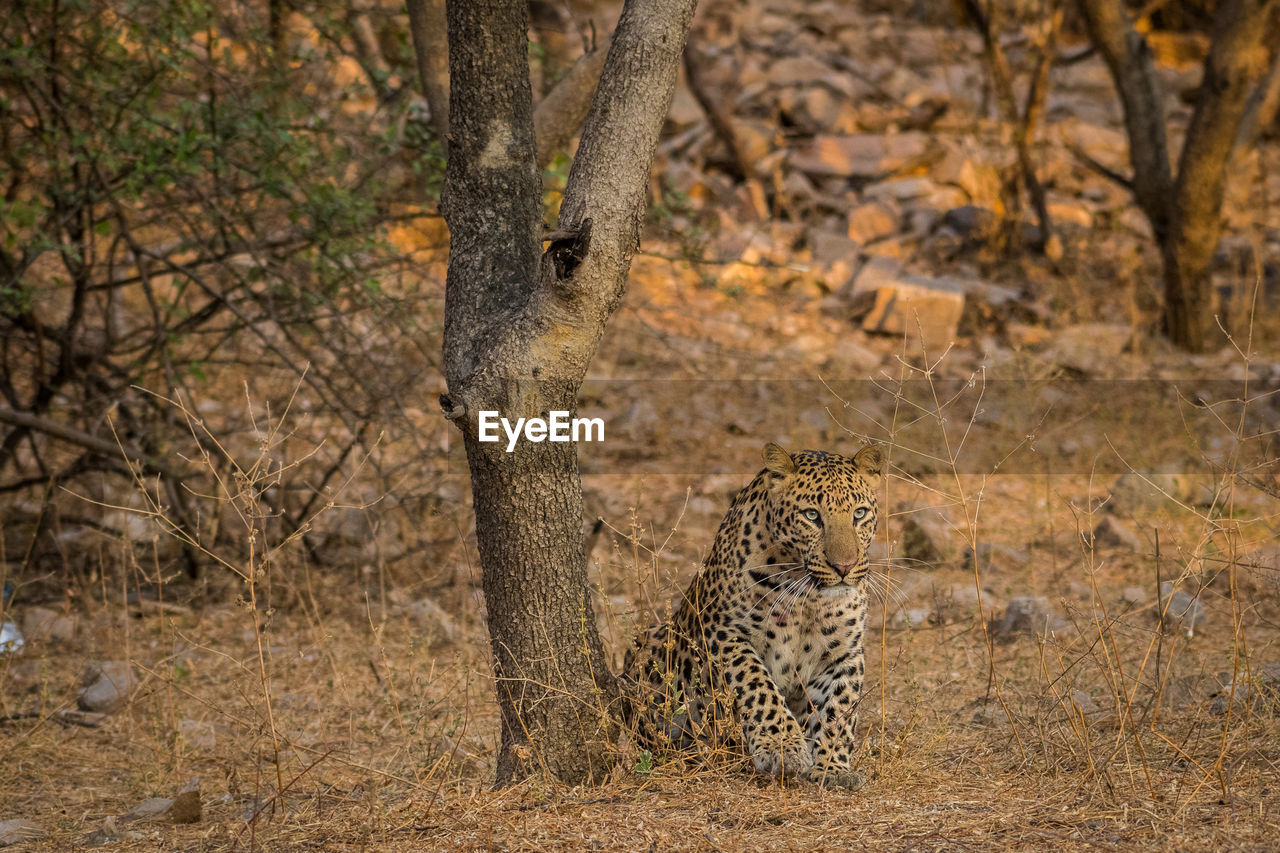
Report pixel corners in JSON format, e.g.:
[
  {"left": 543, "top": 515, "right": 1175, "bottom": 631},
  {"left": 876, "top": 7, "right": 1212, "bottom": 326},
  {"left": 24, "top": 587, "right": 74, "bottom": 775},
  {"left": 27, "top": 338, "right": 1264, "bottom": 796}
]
[
  {"left": 803, "top": 643, "right": 866, "bottom": 789},
  {"left": 716, "top": 636, "right": 812, "bottom": 778}
]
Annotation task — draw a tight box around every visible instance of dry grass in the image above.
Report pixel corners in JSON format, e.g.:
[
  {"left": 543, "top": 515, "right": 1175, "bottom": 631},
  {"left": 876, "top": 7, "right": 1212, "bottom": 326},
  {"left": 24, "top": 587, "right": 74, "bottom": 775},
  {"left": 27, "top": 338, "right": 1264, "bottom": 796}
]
[{"left": 2, "top": 321, "right": 1277, "bottom": 850}]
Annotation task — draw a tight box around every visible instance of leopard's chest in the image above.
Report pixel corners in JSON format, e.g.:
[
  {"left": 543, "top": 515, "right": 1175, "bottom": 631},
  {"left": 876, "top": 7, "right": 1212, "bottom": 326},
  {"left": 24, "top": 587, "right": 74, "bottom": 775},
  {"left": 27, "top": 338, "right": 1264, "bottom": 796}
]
[{"left": 738, "top": 584, "right": 867, "bottom": 698}]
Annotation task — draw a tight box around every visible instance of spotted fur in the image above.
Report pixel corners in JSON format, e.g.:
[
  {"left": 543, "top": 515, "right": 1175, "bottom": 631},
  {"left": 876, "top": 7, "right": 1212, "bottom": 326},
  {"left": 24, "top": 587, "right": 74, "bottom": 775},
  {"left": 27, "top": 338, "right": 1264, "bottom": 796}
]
[{"left": 621, "top": 443, "right": 884, "bottom": 787}]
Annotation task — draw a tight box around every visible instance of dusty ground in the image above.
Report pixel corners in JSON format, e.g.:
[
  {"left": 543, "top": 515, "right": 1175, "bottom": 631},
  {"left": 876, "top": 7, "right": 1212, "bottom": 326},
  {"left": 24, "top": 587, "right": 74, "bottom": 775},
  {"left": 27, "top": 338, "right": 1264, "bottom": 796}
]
[{"left": 2, "top": 256, "right": 1277, "bottom": 849}]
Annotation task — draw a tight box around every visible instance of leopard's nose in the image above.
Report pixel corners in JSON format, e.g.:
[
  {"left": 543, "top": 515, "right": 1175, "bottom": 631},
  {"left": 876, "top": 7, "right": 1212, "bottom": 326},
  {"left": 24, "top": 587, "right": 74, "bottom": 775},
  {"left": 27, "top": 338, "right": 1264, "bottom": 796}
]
[{"left": 831, "top": 562, "right": 857, "bottom": 578}]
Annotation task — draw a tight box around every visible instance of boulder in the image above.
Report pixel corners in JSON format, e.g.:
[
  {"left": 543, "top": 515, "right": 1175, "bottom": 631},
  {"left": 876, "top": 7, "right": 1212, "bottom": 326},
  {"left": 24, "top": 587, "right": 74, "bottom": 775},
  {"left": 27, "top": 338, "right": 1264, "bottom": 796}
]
[
  {"left": 1048, "top": 323, "right": 1131, "bottom": 376},
  {"left": 1210, "top": 663, "right": 1280, "bottom": 716},
  {"left": 1121, "top": 586, "right": 1148, "bottom": 606},
  {"left": 1084, "top": 516, "right": 1143, "bottom": 551},
  {"left": 21, "top": 606, "right": 76, "bottom": 643},
  {"left": 990, "top": 596, "right": 1065, "bottom": 640},
  {"left": 1158, "top": 582, "right": 1206, "bottom": 637},
  {"left": 858, "top": 273, "right": 964, "bottom": 348},
  {"left": 0, "top": 820, "right": 43, "bottom": 848},
  {"left": 405, "top": 597, "right": 460, "bottom": 645},
  {"left": 846, "top": 201, "right": 898, "bottom": 244},
  {"left": 121, "top": 778, "right": 201, "bottom": 825},
  {"left": 77, "top": 661, "right": 138, "bottom": 714},
  {"left": 789, "top": 132, "right": 929, "bottom": 179},
  {"left": 899, "top": 512, "right": 956, "bottom": 566},
  {"left": 809, "top": 230, "right": 862, "bottom": 291}
]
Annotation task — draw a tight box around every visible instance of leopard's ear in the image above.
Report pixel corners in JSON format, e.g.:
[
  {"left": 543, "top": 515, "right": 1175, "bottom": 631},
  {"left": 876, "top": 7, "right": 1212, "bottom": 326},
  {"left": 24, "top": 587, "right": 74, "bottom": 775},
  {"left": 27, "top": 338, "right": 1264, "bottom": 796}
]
[
  {"left": 762, "top": 442, "right": 796, "bottom": 477},
  {"left": 852, "top": 444, "right": 884, "bottom": 479}
]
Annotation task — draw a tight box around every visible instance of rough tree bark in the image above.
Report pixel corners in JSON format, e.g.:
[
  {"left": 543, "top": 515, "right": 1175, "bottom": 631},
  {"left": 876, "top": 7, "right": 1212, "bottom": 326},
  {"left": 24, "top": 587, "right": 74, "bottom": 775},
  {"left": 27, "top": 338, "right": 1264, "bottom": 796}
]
[
  {"left": 1078, "top": 0, "right": 1278, "bottom": 352},
  {"left": 409, "top": 0, "right": 609, "bottom": 171},
  {"left": 437, "top": 0, "right": 696, "bottom": 786},
  {"left": 1164, "top": 0, "right": 1277, "bottom": 351}
]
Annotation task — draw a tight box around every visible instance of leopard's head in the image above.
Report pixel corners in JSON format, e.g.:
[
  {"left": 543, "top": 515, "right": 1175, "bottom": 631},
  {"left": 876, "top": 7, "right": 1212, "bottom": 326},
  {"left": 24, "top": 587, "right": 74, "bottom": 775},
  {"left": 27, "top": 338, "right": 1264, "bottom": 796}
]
[{"left": 760, "top": 442, "right": 884, "bottom": 588}]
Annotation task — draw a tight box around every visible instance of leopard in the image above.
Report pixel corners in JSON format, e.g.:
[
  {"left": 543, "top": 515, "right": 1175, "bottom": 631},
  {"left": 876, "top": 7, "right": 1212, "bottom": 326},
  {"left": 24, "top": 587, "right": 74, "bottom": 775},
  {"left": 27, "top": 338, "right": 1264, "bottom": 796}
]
[{"left": 621, "top": 442, "right": 884, "bottom": 788}]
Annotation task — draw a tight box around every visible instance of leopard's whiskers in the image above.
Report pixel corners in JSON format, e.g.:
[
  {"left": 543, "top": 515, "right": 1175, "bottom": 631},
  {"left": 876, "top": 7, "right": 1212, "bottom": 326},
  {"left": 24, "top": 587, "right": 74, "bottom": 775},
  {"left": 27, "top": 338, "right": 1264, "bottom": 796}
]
[
  {"left": 747, "top": 564, "right": 804, "bottom": 609},
  {"left": 740, "top": 561, "right": 803, "bottom": 596},
  {"left": 764, "top": 574, "right": 809, "bottom": 621}
]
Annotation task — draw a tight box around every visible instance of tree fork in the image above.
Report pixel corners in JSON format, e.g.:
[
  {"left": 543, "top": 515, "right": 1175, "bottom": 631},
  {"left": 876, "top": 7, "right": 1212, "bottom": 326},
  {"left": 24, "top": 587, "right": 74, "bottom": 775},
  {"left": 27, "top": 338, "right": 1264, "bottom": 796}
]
[{"left": 438, "top": 0, "right": 696, "bottom": 786}]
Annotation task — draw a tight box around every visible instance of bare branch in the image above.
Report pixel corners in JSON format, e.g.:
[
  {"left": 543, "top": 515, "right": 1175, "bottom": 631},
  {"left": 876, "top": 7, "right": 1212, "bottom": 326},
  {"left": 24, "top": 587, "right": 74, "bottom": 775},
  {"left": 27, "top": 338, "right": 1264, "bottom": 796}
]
[
  {"left": 1065, "top": 140, "right": 1136, "bottom": 190},
  {"left": 0, "top": 406, "right": 181, "bottom": 478},
  {"left": 1235, "top": 45, "right": 1280, "bottom": 153},
  {"left": 1078, "top": 0, "right": 1175, "bottom": 242},
  {"left": 407, "top": 0, "right": 450, "bottom": 140},
  {"left": 957, "top": 0, "right": 1056, "bottom": 249},
  {"left": 533, "top": 42, "right": 609, "bottom": 171},
  {"left": 683, "top": 43, "right": 753, "bottom": 183}
]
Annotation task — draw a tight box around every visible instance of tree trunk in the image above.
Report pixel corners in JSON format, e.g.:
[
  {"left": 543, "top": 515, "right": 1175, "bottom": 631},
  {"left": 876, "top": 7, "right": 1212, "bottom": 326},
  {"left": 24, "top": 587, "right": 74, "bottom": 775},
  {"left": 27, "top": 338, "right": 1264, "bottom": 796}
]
[
  {"left": 1078, "top": 0, "right": 1175, "bottom": 244},
  {"left": 438, "top": 0, "right": 696, "bottom": 786},
  {"left": 1165, "top": 0, "right": 1277, "bottom": 352},
  {"left": 1077, "top": 0, "right": 1277, "bottom": 352},
  {"left": 407, "top": 0, "right": 450, "bottom": 140}
]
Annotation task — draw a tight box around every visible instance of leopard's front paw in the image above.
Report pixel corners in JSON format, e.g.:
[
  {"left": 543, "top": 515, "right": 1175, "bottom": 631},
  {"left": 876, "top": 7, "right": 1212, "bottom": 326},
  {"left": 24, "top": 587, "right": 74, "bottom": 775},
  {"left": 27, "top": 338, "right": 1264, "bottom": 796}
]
[
  {"left": 809, "top": 764, "right": 864, "bottom": 789},
  {"left": 751, "top": 735, "right": 813, "bottom": 778}
]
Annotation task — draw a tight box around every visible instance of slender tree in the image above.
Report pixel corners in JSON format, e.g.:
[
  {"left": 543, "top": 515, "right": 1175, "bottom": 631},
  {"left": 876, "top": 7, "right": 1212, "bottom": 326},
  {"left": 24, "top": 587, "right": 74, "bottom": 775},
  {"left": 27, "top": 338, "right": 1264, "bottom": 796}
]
[
  {"left": 1078, "top": 0, "right": 1279, "bottom": 352},
  {"left": 434, "top": 0, "right": 696, "bottom": 785}
]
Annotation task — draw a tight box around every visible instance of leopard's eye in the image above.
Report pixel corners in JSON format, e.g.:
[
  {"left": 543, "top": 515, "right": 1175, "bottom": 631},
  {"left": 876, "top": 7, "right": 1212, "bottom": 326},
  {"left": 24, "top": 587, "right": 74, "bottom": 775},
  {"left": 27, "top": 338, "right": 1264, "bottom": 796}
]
[
  {"left": 802, "top": 508, "right": 821, "bottom": 523},
  {"left": 853, "top": 507, "right": 869, "bottom": 521}
]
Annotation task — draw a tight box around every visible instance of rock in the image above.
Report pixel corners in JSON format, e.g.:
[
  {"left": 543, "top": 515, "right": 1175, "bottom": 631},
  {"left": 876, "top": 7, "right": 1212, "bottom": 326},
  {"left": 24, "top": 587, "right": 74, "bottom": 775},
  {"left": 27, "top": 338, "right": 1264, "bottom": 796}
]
[
  {"left": 1210, "top": 663, "right": 1280, "bottom": 716},
  {"left": 1055, "top": 58, "right": 1116, "bottom": 95},
  {"left": 728, "top": 118, "right": 775, "bottom": 164},
  {"left": 900, "top": 513, "right": 954, "bottom": 566},
  {"left": 846, "top": 201, "right": 898, "bottom": 244},
  {"left": 1047, "top": 201, "right": 1094, "bottom": 229},
  {"left": 1048, "top": 323, "right": 1131, "bottom": 375},
  {"left": 1062, "top": 119, "right": 1129, "bottom": 164},
  {"left": 845, "top": 256, "right": 902, "bottom": 294},
  {"left": 809, "top": 230, "right": 862, "bottom": 291},
  {"left": 1121, "top": 586, "right": 1148, "bottom": 606},
  {"left": 21, "top": 606, "right": 76, "bottom": 643},
  {"left": 77, "top": 661, "right": 138, "bottom": 713},
  {"left": 932, "top": 146, "right": 1000, "bottom": 205},
  {"left": 1043, "top": 234, "right": 1064, "bottom": 262},
  {"left": 963, "top": 543, "right": 1030, "bottom": 572},
  {"left": 405, "top": 597, "right": 459, "bottom": 645},
  {"left": 1158, "top": 582, "right": 1206, "bottom": 637},
  {"left": 990, "top": 596, "right": 1064, "bottom": 640},
  {"left": 58, "top": 709, "right": 106, "bottom": 728},
  {"left": 857, "top": 272, "right": 965, "bottom": 348},
  {"left": 938, "top": 205, "right": 997, "bottom": 242},
  {"left": 122, "top": 778, "right": 201, "bottom": 825},
  {"left": 0, "top": 820, "right": 43, "bottom": 847},
  {"left": 1069, "top": 689, "right": 1100, "bottom": 717},
  {"left": 1119, "top": 207, "right": 1154, "bottom": 239},
  {"left": 666, "top": 86, "right": 702, "bottom": 130},
  {"left": 789, "top": 132, "right": 929, "bottom": 179},
  {"left": 822, "top": 338, "right": 883, "bottom": 376},
  {"left": 966, "top": 697, "right": 1005, "bottom": 726},
  {"left": 1109, "top": 471, "right": 1166, "bottom": 515},
  {"left": 179, "top": 718, "right": 217, "bottom": 749},
  {"left": 84, "top": 816, "right": 129, "bottom": 847},
  {"left": 798, "top": 87, "right": 861, "bottom": 134},
  {"left": 891, "top": 607, "right": 933, "bottom": 627},
  {"left": 1085, "top": 516, "right": 1143, "bottom": 551},
  {"left": 1006, "top": 322, "right": 1052, "bottom": 349},
  {"left": 863, "top": 177, "right": 963, "bottom": 208}
]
